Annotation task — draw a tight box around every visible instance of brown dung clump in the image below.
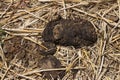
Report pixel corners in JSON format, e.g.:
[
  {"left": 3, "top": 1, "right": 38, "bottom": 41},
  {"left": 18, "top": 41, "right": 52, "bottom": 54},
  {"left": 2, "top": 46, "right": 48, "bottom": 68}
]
[
  {"left": 42, "top": 17, "right": 97, "bottom": 48},
  {"left": 38, "top": 55, "right": 65, "bottom": 80}
]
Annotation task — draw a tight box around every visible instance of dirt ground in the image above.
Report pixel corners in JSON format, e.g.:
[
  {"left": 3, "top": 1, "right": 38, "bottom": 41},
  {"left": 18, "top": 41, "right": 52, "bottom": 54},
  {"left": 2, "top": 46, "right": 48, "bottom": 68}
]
[{"left": 0, "top": 0, "right": 120, "bottom": 80}]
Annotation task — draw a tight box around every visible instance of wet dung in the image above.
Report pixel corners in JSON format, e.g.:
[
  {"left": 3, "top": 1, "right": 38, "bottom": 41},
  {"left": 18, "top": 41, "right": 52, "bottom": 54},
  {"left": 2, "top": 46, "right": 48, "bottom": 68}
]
[
  {"left": 42, "top": 17, "right": 98, "bottom": 48},
  {"left": 38, "top": 55, "right": 65, "bottom": 80}
]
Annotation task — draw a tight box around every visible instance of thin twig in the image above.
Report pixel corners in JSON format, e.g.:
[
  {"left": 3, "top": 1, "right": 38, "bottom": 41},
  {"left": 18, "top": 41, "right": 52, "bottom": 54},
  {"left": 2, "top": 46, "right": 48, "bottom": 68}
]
[
  {"left": 23, "top": 36, "right": 48, "bottom": 50},
  {"left": 0, "top": 45, "right": 7, "bottom": 68},
  {"left": 23, "top": 67, "right": 85, "bottom": 76},
  {"left": 0, "top": 0, "right": 13, "bottom": 19},
  {"left": 62, "top": 0, "right": 67, "bottom": 19},
  {"left": 18, "top": 10, "right": 48, "bottom": 22},
  {"left": 1, "top": 66, "right": 11, "bottom": 80}
]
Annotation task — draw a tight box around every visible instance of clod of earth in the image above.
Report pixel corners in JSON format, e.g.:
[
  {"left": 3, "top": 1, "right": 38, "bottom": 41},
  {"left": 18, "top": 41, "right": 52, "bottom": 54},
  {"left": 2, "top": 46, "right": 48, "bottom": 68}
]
[
  {"left": 38, "top": 55, "right": 65, "bottom": 80},
  {"left": 42, "top": 17, "right": 97, "bottom": 48}
]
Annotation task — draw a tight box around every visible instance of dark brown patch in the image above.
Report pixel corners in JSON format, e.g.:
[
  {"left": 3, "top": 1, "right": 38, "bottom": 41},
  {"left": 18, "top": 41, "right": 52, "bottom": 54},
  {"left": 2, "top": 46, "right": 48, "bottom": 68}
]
[
  {"left": 42, "top": 17, "right": 97, "bottom": 48},
  {"left": 3, "top": 36, "right": 24, "bottom": 61},
  {"left": 38, "top": 42, "right": 57, "bottom": 56},
  {"left": 2, "top": 36, "right": 57, "bottom": 66},
  {"left": 38, "top": 55, "right": 65, "bottom": 80}
]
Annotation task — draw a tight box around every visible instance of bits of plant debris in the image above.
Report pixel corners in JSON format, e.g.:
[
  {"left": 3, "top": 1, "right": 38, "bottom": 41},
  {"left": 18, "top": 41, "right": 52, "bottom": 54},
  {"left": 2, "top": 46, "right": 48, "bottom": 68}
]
[
  {"left": 2, "top": 36, "right": 53, "bottom": 63},
  {"left": 38, "top": 55, "right": 65, "bottom": 79},
  {"left": 42, "top": 17, "right": 97, "bottom": 48},
  {"left": 3, "top": 36, "right": 24, "bottom": 61},
  {"left": 39, "top": 42, "right": 57, "bottom": 56},
  {"left": 105, "top": 15, "right": 119, "bottom": 22}
]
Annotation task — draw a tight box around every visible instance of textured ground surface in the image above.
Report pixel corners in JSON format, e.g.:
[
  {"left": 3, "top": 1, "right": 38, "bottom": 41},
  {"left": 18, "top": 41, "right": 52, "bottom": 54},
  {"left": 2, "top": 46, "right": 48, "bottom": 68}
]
[{"left": 0, "top": 0, "right": 120, "bottom": 80}]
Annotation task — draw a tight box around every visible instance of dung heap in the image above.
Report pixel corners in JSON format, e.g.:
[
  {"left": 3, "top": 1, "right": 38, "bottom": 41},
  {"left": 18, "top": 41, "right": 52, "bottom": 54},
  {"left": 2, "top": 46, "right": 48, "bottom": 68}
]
[
  {"left": 38, "top": 55, "right": 65, "bottom": 80},
  {"left": 42, "top": 17, "right": 97, "bottom": 48}
]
